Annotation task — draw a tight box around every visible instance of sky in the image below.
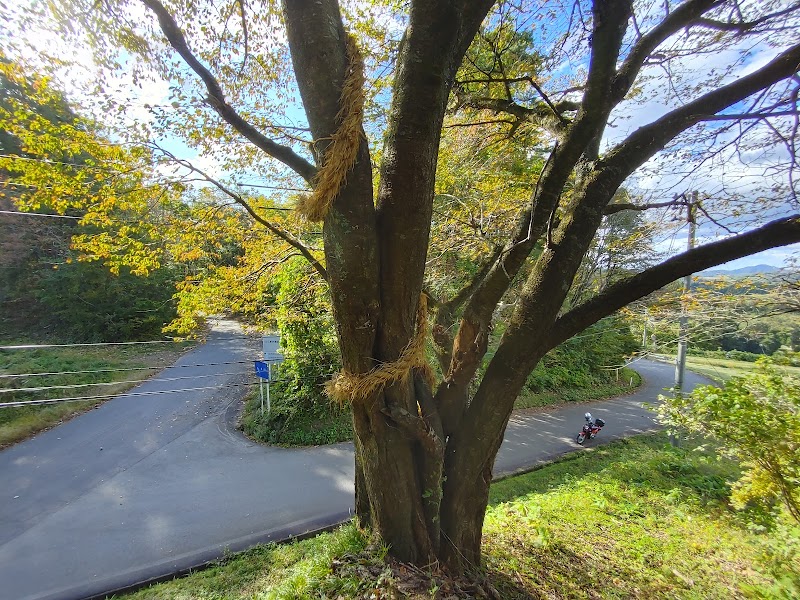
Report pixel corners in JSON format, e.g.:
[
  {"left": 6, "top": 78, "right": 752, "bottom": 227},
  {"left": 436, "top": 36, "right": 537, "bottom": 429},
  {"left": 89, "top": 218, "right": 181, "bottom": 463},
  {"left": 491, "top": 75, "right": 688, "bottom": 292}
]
[{"left": 2, "top": 0, "right": 798, "bottom": 271}]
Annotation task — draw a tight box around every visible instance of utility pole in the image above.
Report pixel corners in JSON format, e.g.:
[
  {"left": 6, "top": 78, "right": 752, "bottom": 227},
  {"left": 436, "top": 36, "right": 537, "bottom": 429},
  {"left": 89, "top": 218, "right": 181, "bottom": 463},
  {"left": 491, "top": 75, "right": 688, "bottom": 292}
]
[
  {"left": 642, "top": 317, "right": 647, "bottom": 350},
  {"left": 672, "top": 192, "right": 698, "bottom": 446},
  {"left": 675, "top": 192, "right": 698, "bottom": 390}
]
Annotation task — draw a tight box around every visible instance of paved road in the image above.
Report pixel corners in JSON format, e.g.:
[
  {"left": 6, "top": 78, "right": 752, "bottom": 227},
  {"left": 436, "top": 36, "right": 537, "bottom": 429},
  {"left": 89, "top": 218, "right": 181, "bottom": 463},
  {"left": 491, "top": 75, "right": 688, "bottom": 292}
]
[{"left": 0, "top": 328, "right": 710, "bottom": 600}]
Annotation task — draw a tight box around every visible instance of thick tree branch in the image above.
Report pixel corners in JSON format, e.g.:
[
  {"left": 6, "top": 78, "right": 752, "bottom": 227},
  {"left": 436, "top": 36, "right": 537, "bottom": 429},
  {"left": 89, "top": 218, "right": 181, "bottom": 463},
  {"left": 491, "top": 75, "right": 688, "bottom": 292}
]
[
  {"left": 438, "top": 34, "right": 800, "bottom": 491},
  {"left": 582, "top": 0, "right": 633, "bottom": 117},
  {"left": 550, "top": 215, "right": 800, "bottom": 348},
  {"left": 430, "top": 246, "right": 503, "bottom": 371},
  {"left": 283, "top": 0, "right": 380, "bottom": 376},
  {"left": 437, "top": 0, "right": 635, "bottom": 417},
  {"left": 613, "top": 0, "right": 722, "bottom": 103},
  {"left": 139, "top": 0, "right": 317, "bottom": 183},
  {"left": 374, "top": 0, "right": 495, "bottom": 362}
]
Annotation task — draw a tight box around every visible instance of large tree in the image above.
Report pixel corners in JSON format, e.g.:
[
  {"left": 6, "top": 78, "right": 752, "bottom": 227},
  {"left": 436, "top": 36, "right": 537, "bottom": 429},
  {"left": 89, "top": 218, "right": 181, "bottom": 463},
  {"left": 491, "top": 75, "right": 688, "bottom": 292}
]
[{"left": 6, "top": 0, "right": 800, "bottom": 573}]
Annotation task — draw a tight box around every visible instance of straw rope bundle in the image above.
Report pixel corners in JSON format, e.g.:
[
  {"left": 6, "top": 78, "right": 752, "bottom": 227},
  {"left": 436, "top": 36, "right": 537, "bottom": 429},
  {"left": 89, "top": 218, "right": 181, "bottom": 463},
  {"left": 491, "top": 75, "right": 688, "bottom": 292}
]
[
  {"left": 296, "top": 34, "right": 365, "bottom": 222},
  {"left": 326, "top": 294, "right": 435, "bottom": 405}
]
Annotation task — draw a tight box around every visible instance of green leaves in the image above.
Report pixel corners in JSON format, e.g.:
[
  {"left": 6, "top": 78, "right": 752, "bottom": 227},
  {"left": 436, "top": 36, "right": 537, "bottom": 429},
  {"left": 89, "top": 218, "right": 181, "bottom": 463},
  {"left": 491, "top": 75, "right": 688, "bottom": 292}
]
[{"left": 659, "top": 359, "right": 800, "bottom": 522}]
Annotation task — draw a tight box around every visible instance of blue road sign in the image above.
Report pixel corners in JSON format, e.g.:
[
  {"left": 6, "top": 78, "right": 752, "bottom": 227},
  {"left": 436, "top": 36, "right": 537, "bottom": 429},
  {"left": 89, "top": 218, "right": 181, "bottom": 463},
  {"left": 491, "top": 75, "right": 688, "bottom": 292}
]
[{"left": 254, "top": 360, "right": 270, "bottom": 380}]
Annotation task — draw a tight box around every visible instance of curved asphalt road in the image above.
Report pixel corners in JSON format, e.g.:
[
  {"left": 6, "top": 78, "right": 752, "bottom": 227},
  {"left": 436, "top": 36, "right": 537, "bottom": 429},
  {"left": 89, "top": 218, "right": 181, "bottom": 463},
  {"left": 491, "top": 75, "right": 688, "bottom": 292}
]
[{"left": 0, "top": 323, "right": 711, "bottom": 600}]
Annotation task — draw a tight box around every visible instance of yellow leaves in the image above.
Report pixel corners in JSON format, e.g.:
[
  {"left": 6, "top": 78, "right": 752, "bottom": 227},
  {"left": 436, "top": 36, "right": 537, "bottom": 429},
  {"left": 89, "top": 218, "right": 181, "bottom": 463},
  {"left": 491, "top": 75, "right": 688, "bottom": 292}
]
[
  {"left": 1, "top": 58, "right": 183, "bottom": 279},
  {"left": 177, "top": 248, "right": 204, "bottom": 262}
]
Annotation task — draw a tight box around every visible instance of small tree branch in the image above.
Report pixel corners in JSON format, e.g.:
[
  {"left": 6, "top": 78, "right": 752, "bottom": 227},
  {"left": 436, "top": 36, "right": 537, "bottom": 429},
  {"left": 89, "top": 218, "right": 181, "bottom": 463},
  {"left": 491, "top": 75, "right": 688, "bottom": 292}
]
[
  {"left": 139, "top": 0, "right": 317, "bottom": 183},
  {"left": 699, "top": 110, "right": 800, "bottom": 121},
  {"left": 157, "top": 148, "right": 328, "bottom": 280},
  {"left": 455, "top": 94, "right": 579, "bottom": 132},
  {"left": 694, "top": 3, "right": 800, "bottom": 33},
  {"left": 613, "top": 0, "right": 722, "bottom": 103},
  {"left": 236, "top": 0, "right": 249, "bottom": 76},
  {"left": 603, "top": 42, "right": 800, "bottom": 188},
  {"left": 603, "top": 199, "right": 686, "bottom": 215}
]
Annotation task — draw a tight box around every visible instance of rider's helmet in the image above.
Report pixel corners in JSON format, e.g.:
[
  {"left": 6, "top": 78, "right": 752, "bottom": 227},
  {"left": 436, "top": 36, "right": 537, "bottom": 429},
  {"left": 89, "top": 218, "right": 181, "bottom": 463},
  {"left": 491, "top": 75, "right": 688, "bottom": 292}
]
[{"left": 584, "top": 412, "right": 592, "bottom": 422}]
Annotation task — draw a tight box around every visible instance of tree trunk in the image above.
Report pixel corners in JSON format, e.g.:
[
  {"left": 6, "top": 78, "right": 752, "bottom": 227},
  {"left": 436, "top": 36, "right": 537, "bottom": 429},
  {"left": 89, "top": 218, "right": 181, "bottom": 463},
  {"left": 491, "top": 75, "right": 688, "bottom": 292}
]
[
  {"left": 351, "top": 391, "right": 435, "bottom": 562},
  {"left": 280, "top": 0, "right": 800, "bottom": 579}
]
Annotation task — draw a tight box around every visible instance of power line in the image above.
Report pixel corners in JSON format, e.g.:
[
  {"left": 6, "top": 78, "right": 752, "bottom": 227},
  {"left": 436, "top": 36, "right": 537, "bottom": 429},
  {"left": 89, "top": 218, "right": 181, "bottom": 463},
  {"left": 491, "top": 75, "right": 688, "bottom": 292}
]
[
  {"left": 0, "top": 373, "right": 337, "bottom": 408},
  {"left": 0, "top": 210, "right": 81, "bottom": 219},
  {"left": 3, "top": 177, "right": 304, "bottom": 202},
  {"left": 0, "top": 359, "right": 255, "bottom": 379},
  {"left": 233, "top": 183, "right": 309, "bottom": 193},
  {"left": 1, "top": 155, "right": 311, "bottom": 194},
  {"left": 0, "top": 335, "right": 258, "bottom": 351},
  {"left": 0, "top": 340, "right": 178, "bottom": 350},
  {"left": 0, "top": 370, "right": 252, "bottom": 394},
  {"left": 0, "top": 381, "right": 257, "bottom": 408}
]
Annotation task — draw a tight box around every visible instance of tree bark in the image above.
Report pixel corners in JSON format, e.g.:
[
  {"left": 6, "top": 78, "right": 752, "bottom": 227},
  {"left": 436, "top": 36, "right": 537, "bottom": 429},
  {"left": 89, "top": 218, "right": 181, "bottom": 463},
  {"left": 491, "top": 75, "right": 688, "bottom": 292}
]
[
  {"left": 284, "top": 0, "right": 496, "bottom": 565},
  {"left": 283, "top": 0, "right": 381, "bottom": 529}
]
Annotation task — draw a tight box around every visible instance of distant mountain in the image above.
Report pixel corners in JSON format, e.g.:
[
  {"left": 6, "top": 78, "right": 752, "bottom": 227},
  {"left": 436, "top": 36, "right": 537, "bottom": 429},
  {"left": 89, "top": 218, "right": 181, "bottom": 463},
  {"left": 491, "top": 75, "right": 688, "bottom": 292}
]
[{"left": 701, "top": 264, "right": 780, "bottom": 277}]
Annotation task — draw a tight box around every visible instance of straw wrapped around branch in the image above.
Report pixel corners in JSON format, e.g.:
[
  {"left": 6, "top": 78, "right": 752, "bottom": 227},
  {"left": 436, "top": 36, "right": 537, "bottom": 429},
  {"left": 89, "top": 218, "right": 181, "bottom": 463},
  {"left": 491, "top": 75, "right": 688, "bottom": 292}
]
[
  {"left": 327, "top": 295, "right": 435, "bottom": 405},
  {"left": 296, "top": 34, "right": 365, "bottom": 222}
]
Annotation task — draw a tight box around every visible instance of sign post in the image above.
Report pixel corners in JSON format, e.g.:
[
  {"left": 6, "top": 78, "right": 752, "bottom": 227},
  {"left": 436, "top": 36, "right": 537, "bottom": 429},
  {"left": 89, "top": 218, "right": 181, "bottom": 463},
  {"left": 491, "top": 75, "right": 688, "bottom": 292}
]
[
  {"left": 254, "top": 360, "right": 271, "bottom": 415},
  {"left": 255, "top": 335, "right": 284, "bottom": 417},
  {"left": 265, "top": 363, "right": 270, "bottom": 416}
]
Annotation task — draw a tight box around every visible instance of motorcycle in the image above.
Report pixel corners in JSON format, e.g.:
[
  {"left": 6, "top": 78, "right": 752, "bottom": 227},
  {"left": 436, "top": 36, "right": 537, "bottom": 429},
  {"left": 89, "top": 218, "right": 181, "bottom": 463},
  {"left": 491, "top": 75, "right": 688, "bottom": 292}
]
[{"left": 576, "top": 412, "right": 605, "bottom": 445}]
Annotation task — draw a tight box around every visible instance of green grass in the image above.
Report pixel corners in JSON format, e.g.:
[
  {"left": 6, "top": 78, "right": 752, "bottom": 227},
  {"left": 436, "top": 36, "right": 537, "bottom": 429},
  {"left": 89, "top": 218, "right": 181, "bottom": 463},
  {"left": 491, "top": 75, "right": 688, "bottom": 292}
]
[
  {"left": 116, "top": 523, "right": 371, "bottom": 600},
  {"left": 660, "top": 354, "right": 800, "bottom": 383},
  {"left": 0, "top": 344, "right": 191, "bottom": 448},
  {"left": 116, "top": 433, "right": 799, "bottom": 599},
  {"left": 484, "top": 434, "right": 799, "bottom": 599}
]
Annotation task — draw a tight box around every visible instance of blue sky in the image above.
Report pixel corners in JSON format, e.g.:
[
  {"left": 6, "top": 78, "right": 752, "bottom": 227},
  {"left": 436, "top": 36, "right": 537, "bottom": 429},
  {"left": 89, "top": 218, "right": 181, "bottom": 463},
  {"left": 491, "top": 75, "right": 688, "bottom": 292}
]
[{"left": 4, "top": 0, "right": 798, "bottom": 272}]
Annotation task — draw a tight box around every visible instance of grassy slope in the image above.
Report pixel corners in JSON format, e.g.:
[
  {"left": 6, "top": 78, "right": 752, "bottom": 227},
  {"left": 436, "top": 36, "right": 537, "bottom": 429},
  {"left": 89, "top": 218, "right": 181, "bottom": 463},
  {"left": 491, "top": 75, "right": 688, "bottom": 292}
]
[
  {"left": 118, "top": 433, "right": 799, "bottom": 600},
  {"left": 0, "top": 344, "right": 191, "bottom": 448},
  {"left": 514, "top": 366, "right": 641, "bottom": 409},
  {"left": 658, "top": 354, "right": 800, "bottom": 383}
]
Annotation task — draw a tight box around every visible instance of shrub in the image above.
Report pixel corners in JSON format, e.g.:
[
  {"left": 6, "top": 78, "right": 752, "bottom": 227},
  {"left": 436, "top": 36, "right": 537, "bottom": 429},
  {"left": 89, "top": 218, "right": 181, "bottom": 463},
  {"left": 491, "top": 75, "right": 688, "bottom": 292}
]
[
  {"left": 241, "top": 258, "right": 349, "bottom": 445},
  {"left": 658, "top": 359, "right": 800, "bottom": 522},
  {"left": 525, "top": 315, "right": 638, "bottom": 394}
]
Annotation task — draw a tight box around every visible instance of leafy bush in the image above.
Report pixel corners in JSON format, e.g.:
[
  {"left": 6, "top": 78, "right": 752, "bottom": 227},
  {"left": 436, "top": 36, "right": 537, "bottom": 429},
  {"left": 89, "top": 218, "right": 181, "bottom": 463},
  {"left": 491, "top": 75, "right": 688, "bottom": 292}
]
[
  {"left": 690, "top": 349, "right": 763, "bottom": 363},
  {"left": 34, "top": 261, "right": 178, "bottom": 342},
  {"left": 658, "top": 359, "right": 800, "bottom": 522},
  {"left": 240, "top": 258, "right": 350, "bottom": 445},
  {"left": 524, "top": 315, "right": 638, "bottom": 394}
]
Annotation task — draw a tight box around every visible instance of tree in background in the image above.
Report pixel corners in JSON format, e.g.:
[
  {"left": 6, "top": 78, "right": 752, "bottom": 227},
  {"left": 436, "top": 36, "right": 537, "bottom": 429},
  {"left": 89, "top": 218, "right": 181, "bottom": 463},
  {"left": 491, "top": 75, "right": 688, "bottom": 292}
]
[
  {"left": 628, "top": 271, "right": 800, "bottom": 358},
  {"left": 5, "top": 0, "right": 800, "bottom": 573},
  {"left": 0, "top": 58, "right": 182, "bottom": 341},
  {"left": 659, "top": 360, "right": 800, "bottom": 522}
]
